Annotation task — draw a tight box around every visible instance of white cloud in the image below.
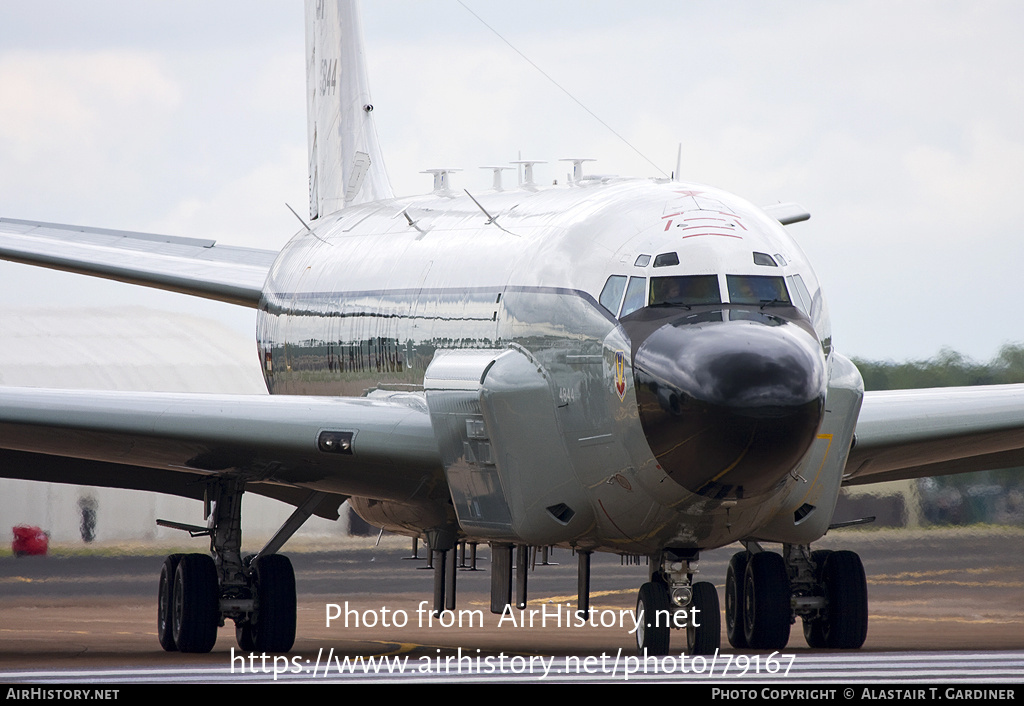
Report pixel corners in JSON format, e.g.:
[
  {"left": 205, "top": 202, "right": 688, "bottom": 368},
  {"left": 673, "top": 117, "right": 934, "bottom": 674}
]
[
  {"left": 2, "top": 1, "right": 1023, "bottom": 361},
  {"left": 0, "top": 50, "right": 179, "bottom": 159}
]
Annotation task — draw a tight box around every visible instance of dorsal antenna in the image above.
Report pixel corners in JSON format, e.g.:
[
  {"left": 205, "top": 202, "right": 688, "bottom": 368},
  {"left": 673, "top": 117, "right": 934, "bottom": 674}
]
[
  {"left": 420, "top": 168, "right": 462, "bottom": 195},
  {"left": 510, "top": 160, "right": 546, "bottom": 191},
  {"left": 559, "top": 158, "right": 596, "bottom": 185},
  {"left": 480, "top": 166, "right": 515, "bottom": 191}
]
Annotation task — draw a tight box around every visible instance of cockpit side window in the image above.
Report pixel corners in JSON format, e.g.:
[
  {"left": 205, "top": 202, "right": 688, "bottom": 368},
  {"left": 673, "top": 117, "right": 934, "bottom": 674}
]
[
  {"left": 786, "top": 274, "right": 813, "bottom": 315},
  {"left": 726, "top": 275, "right": 791, "bottom": 306},
  {"left": 653, "top": 252, "right": 680, "bottom": 268},
  {"left": 599, "top": 275, "right": 628, "bottom": 315},
  {"left": 649, "top": 275, "right": 722, "bottom": 307},
  {"left": 620, "top": 276, "right": 648, "bottom": 317}
]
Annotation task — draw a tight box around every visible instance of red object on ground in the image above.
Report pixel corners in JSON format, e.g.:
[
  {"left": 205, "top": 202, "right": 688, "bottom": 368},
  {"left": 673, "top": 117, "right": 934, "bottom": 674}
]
[{"left": 12, "top": 525, "right": 49, "bottom": 556}]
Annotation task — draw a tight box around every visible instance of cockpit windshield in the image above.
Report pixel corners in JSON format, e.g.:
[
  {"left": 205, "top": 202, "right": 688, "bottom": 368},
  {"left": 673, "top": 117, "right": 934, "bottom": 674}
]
[
  {"left": 649, "top": 275, "right": 721, "bottom": 307},
  {"left": 726, "top": 275, "right": 791, "bottom": 305}
]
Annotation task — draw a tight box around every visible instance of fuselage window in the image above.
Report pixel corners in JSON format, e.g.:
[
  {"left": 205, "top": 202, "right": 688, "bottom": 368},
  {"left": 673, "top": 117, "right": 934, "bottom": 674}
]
[
  {"left": 599, "top": 275, "right": 628, "bottom": 315},
  {"left": 653, "top": 252, "right": 680, "bottom": 268},
  {"left": 620, "top": 276, "right": 648, "bottom": 317},
  {"left": 649, "top": 275, "right": 722, "bottom": 307},
  {"left": 726, "top": 275, "right": 791, "bottom": 306}
]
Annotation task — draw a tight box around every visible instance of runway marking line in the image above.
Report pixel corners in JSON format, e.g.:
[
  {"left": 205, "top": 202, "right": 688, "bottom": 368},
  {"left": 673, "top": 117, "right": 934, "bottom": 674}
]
[
  {"left": 874, "top": 567, "right": 1010, "bottom": 579},
  {"left": 0, "top": 574, "right": 146, "bottom": 585},
  {"left": 872, "top": 614, "right": 1024, "bottom": 625},
  {"left": 870, "top": 579, "right": 1023, "bottom": 588}
]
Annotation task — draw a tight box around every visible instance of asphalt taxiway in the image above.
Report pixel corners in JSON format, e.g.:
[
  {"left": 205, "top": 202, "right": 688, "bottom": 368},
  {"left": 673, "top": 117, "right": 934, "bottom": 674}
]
[{"left": 1, "top": 528, "right": 1021, "bottom": 681}]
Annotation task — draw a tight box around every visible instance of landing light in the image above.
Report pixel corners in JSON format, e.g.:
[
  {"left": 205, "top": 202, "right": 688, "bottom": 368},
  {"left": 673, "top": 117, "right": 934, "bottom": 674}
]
[
  {"left": 318, "top": 431, "right": 354, "bottom": 455},
  {"left": 671, "top": 585, "right": 692, "bottom": 606}
]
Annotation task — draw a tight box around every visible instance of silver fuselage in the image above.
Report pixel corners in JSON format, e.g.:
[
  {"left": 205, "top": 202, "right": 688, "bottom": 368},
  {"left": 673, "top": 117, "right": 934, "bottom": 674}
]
[{"left": 257, "top": 178, "right": 863, "bottom": 554}]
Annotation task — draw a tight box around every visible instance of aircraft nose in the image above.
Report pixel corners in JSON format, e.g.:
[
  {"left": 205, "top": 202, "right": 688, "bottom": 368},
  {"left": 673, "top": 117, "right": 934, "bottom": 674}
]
[{"left": 632, "top": 314, "right": 825, "bottom": 500}]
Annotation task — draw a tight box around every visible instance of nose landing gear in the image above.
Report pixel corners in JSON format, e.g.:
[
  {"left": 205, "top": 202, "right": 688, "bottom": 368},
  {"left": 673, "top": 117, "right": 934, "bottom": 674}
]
[{"left": 634, "top": 549, "right": 721, "bottom": 656}]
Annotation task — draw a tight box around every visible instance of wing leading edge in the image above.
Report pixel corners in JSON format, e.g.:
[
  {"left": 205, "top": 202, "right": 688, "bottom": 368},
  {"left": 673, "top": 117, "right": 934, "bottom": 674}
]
[
  {"left": 845, "top": 384, "right": 1024, "bottom": 486},
  {"left": 0, "top": 387, "right": 442, "bottom": 515},
  {"left": 0, "top": 218, "right": 278, "bottom": 307}
]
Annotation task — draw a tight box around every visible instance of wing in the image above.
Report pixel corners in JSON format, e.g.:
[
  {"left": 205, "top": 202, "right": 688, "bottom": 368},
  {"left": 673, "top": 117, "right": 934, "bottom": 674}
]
[
  {"left": 760, "top": 202, "right": 810, "bottom": 226},
  {"left": 844, "top": 384, "right": 1024, "bottom": 485},
  {"left": 0, "top": 218, "right": 278, "bottom": 307},
  {"left": 0, "top": 387, "right": 442, "bottom": 517}
]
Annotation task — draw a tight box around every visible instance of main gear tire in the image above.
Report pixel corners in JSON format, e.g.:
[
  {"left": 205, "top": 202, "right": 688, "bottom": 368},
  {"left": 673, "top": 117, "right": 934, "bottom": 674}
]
[
  {"left": 249, "top": 554, "right": 297, "bottom": 653},
  {"left": 821, "top": 550, "right": 868, "bottom": 649},
  {"left": 171, "top": 553, "right": 219, "bottom": 653},
  {"left": 157, "top": 553, "right": 183, "bottom": 652},
  {"left": 725, "top": 551, "right": 749, "bottom": 648},
  {"left": 742, "top": 551, "right": 791, "bottom": 649}
]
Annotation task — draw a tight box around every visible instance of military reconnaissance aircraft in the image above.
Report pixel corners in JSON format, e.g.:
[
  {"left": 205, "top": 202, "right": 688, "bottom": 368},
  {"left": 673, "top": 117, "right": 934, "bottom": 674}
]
[{"left": 3, "top": 1, "right": 1023, "bottom": 657}]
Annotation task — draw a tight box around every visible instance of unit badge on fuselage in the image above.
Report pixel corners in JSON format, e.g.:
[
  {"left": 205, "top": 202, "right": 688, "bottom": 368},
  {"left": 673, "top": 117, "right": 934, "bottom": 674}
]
[{"left": 614, "top": 351, "right": 627, "bottom": 401}]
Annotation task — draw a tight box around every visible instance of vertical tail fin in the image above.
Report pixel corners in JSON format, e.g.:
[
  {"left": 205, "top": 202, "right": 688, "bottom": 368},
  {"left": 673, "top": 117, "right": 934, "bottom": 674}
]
[{"left": 305, "top": 0, "right": 393, "bottom": 219}]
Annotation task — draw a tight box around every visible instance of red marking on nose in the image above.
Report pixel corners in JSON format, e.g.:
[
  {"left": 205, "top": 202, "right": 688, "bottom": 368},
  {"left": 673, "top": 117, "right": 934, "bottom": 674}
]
[{"left": 681, "top": 233, "right": 743, "bottom": 240}]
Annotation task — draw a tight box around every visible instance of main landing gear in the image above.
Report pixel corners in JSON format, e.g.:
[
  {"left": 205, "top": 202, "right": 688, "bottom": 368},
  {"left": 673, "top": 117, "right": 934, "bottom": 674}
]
[
  {"left": 635, "top": 549, "right": 721, "bottom": 656},
  {"left": 156, "top": 479, "right": 326, "bottom": 653},
  {"left": 724, "top": 543, "right": 868, "bottom": 650}
]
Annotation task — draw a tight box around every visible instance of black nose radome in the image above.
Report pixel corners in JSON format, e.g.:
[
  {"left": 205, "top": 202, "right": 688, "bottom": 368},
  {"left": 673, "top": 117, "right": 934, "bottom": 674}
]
[{"left": 633, "top": 315, "right": 825, "bottom": 500}]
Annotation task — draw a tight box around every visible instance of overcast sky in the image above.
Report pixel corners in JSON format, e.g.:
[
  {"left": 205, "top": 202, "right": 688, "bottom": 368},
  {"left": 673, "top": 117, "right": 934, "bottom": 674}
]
[{"left": 1, "top": 1, "right": 1022, "bottom": 364}]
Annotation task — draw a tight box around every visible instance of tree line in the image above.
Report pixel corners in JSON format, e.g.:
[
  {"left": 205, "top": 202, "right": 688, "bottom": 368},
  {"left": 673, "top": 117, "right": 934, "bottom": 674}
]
[{"left": 853, "top": 343, "right": 1024, "bottom": 391}]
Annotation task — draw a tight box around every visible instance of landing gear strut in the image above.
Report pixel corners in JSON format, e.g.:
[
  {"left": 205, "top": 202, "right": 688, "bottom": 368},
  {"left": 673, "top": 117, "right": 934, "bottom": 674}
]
[
  {"left": 156, "top": 479, "right": 327, "bottom": 653},
  {"left": 724, "top": 543, "right": 868, "bottom": 650},
  {"left": 635, "top": 549, "right": 720, "bottom": 656}
]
